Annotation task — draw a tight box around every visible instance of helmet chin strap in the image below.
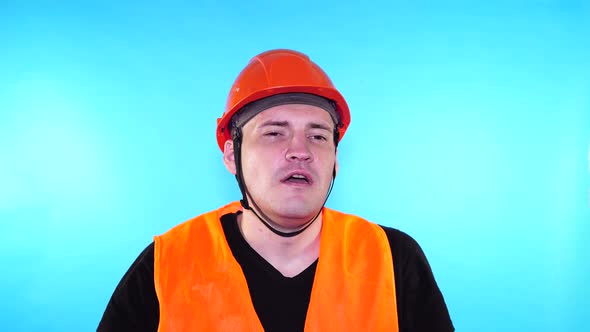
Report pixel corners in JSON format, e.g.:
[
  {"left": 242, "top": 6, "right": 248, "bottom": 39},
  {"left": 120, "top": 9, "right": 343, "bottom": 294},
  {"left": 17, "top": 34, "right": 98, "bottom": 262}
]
[{"left": 232, "top": 127, "right": 336, "bottom": 238}]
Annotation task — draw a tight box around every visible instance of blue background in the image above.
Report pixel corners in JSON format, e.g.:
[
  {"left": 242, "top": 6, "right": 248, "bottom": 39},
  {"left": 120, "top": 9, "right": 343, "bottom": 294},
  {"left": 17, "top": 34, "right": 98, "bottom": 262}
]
[{"left": 1, "top": 0, "right": 589, "bottom": 331}]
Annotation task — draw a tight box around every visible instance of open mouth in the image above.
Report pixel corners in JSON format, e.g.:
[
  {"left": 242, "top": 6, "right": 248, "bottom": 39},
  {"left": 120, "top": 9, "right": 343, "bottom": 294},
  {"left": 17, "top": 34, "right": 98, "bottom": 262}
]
[{"left": 282, "top": 173, "right": 311, "bottom": 185}]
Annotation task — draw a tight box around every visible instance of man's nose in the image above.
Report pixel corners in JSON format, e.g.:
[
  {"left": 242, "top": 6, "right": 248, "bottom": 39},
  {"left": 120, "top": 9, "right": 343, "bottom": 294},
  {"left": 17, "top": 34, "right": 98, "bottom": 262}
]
[{"left": 285, "top": 136, "right": 312, "bottom": 161}]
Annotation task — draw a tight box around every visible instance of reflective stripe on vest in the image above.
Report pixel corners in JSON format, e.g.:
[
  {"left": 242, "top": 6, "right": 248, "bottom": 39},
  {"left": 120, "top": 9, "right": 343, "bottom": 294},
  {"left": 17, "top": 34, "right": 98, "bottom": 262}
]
[{"left": 154, "top": 201, "right": 399, "bottom": 331}]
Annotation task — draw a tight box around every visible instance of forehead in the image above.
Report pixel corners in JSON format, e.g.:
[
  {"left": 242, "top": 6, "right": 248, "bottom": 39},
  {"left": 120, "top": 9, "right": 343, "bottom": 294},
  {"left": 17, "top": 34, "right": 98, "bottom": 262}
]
[{"left": 247, "top": 104, "right": 335, "bottom": 127}]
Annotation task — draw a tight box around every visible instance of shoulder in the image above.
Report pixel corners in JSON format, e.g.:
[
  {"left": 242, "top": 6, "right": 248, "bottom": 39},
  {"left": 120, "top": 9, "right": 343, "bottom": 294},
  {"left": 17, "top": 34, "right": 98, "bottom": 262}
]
[
  {"left": 327, "top": 212, "right": 439, "bottom": 289},
  {"left": 377, "top": 224, "right": 435, "bottom": 276},
  {"left": 97, "top": 242, "right": 159, "bottom": 331},
  {"left": 377, "top": 225, "right": 455, "bottom": 331},
  {"left": 156, "top": 202, "right": 242, "bottom": 240},
  {"left": 379, "top": 225, "right": 425, "bottom": 258},
  {"left": 121, "top": 242, "right": 155, "bottom": 281},
  {"left": 324, "top": 208, "right": 423, "bottom": 255}
]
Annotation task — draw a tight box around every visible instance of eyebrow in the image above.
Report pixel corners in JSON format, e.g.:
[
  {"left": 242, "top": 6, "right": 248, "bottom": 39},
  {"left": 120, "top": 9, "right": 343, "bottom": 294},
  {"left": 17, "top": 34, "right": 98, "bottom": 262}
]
[
  {"left": 258, "top": 120, "right": 333, "bottom": 131},
  {"left": 259, "top": 120, "right": 289, "bottom": 128},
  {"left": 309, "top": 122, "right": 333, "bottom": 131}
]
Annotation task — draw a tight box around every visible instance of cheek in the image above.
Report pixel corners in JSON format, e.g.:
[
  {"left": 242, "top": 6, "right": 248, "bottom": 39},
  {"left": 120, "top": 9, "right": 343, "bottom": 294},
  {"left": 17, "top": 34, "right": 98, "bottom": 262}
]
[
  {"left": 322, "top": 155, "right": 337, "bottom": 180},
  {"left": 242, "top": 148, "right": 279, "bottom": 177}
]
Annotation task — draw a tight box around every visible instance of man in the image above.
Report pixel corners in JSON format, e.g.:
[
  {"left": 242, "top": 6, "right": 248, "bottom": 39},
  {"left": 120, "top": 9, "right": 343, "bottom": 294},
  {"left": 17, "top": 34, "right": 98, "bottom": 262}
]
[{"left": 98, "top": 49, "right": 454, "bottom": 331}]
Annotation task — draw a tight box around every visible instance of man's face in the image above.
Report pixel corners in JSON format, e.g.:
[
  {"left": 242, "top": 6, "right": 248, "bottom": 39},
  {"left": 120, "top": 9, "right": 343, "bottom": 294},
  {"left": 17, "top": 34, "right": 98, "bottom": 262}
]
[{"left": 224, "top": 103, "right": 338, "bottom": 226}]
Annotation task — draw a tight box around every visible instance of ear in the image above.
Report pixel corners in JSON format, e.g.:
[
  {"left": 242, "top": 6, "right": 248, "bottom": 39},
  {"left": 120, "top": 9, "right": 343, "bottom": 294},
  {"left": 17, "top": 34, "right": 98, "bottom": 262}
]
[
  {"left": 334, "top": 149, "right": 339, "bottom": 176},
  {"left": 223, "top": 140, "right": 237, "bottom": 175}
]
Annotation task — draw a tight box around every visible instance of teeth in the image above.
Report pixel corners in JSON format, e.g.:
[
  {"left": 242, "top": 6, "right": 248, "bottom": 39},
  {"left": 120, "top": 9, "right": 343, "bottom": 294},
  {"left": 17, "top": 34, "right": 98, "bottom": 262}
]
[{"left": 292, "top": 174, "right": 306, "bottom": 179}]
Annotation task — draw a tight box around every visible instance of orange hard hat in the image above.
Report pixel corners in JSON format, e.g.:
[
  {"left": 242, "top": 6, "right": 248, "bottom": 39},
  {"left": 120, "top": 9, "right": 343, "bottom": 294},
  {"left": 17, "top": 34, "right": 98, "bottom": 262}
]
[{"left": 216, "top": 49, "right": 351, "bottom": 151}]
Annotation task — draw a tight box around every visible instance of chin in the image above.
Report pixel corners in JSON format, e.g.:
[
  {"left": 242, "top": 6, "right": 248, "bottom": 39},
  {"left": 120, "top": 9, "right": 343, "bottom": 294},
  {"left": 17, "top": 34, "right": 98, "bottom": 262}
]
[{"left": 273, "top": 201, "right": 321, "bottom": 221}]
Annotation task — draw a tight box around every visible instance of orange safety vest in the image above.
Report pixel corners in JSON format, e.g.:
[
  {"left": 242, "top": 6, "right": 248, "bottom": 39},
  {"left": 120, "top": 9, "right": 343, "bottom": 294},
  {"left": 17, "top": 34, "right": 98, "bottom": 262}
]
[{"left": 154, "top": 201, "right": 399, "bottom": 331}]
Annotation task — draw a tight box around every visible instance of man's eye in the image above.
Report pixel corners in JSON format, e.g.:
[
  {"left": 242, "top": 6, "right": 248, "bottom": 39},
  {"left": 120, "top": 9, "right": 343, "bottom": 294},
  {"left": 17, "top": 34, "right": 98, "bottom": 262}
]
[
  {"left": 264, "top": 131, "right": 281, "bottom": 137},
  {"left": 311, "top": 135, "right": 328, "bottom": 141}
]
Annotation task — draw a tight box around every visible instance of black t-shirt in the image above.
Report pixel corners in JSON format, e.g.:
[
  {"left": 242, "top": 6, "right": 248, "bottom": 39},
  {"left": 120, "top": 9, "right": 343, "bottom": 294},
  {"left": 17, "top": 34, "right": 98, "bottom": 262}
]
[{"left": 98, "top": 213, "right": 454, "bottom": 331}]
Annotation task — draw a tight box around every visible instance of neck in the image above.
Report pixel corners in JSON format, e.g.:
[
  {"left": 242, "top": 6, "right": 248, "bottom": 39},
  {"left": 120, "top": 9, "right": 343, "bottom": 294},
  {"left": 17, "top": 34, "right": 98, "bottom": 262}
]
[{"left": 237, "top": 210, "right": 322, "bottom": 277}]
